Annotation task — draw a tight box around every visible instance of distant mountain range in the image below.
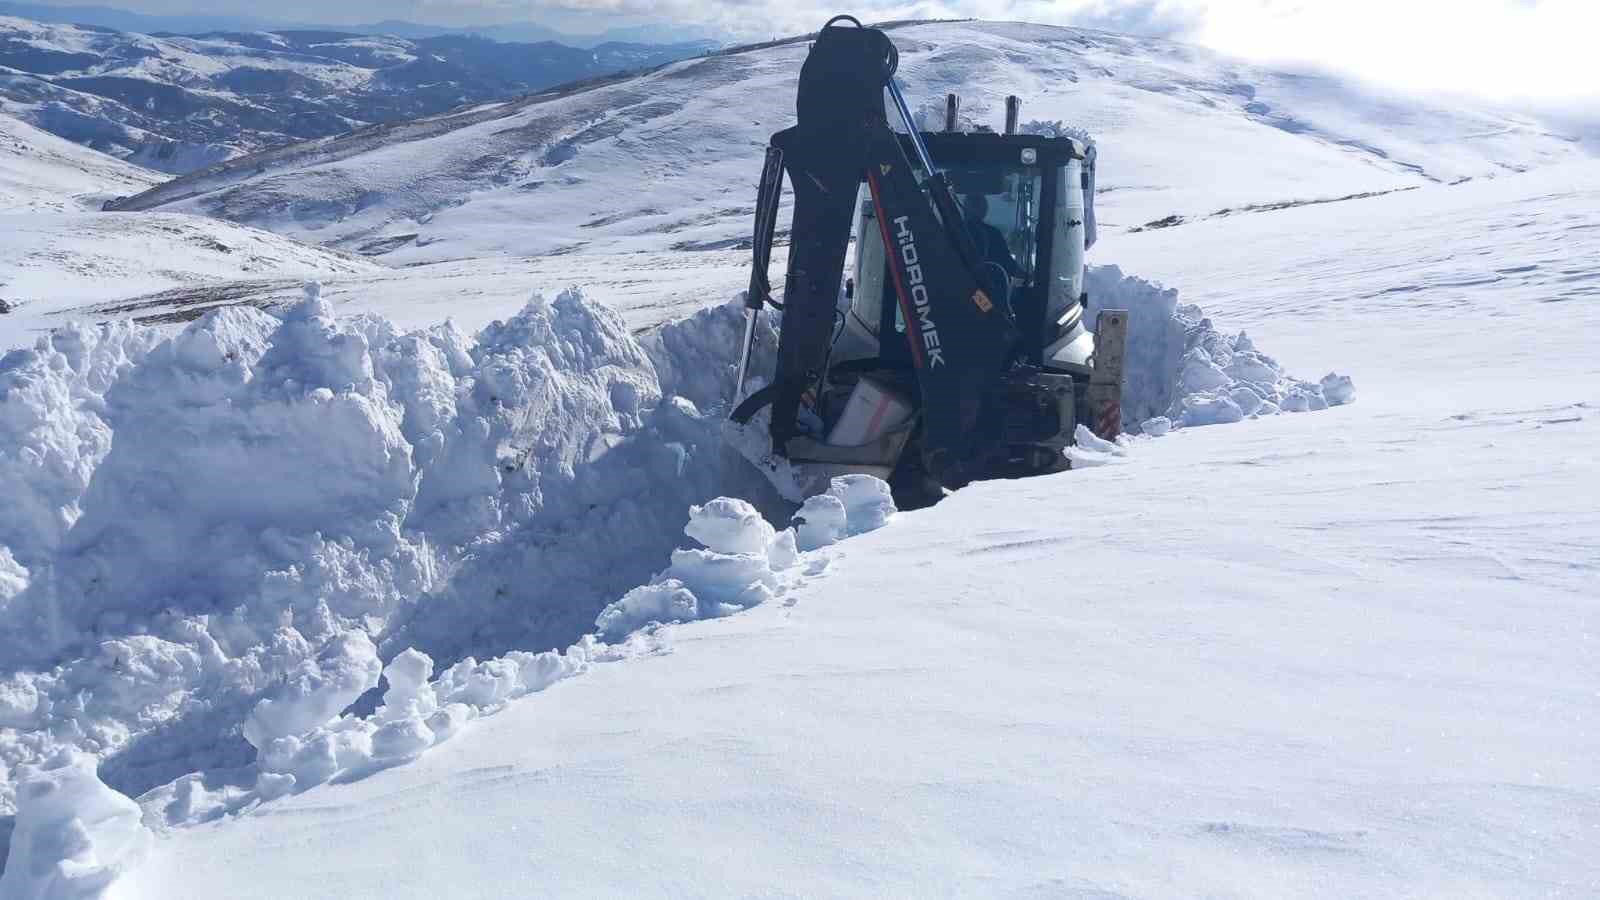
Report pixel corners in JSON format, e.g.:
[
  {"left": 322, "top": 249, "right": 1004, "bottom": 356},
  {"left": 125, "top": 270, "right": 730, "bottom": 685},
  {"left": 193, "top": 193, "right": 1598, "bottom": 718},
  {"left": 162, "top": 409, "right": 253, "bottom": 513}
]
[
  {"left": 0, "top": 13, "right": 717, "bottom": 173},
  {"left": 0, "top": 2, "right": 724, "bottom": 48},
  {"left": 108, "top": 19, "right": 1588, "bottom": 272}
]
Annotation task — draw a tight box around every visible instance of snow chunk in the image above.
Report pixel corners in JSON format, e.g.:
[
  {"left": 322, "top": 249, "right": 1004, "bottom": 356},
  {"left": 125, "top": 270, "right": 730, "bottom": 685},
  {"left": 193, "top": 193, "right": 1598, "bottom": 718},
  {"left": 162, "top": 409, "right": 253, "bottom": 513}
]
[
  {"left": 666, "top": 549, "right": 777, "bottom": 610},
  {"left": 253, "top": 643, "right": 588, "bottom": 788},
  {"left": 371, "top": 717, "right": 434, "bottom": 762},
  {"left": 1180, "top": 349, "right": 1232, "bottom": 393},
  {"left": 0, "top": 545, "right": 25, "bottom": 603},
  {"left": 595, "top": 580, "right": 699, "bottom": 641},
  {"left": 827, "top": 474, "right": 896, "bottom": 536},
  {"left": 793, "top": 494, "right": 848, "bottom": 552},
  {"left": 242, "top": 632, "right": 382, "bottom": 752},
  {"left": 0, "top": 677, "right": 40, "bottom": 729},
  {"left": 594, "top": 486, "right": 830, "bottom": 638},
  {"left": 433, "top": 656, "right": 521, "bottom": 709},
  {"left": 1066, "top": 424, "right": 1130, "bottom": 468},
  {"left": 765, "top": 529, "right": 800, "bottom": 571},
  {"left": 1181, "top": 394, "right": 1246, "bottom": 427},
  {"left": 685, "top": 497, "right": 776, "bottom": 554},
  {"left": 787, "top": 475, "right": 896, "bottom": 550},
  {"left": 1321, "top": 373, "right": 1357, "bottom": 406},
  {"left": 378, "top": 648, "right": 437, "bottom": 723},
  {"left": 425, "top": 703, "right": 473, "bottom": 745},
  {"left": 0, "top": 753, "right": 149, "bottom": 900}
]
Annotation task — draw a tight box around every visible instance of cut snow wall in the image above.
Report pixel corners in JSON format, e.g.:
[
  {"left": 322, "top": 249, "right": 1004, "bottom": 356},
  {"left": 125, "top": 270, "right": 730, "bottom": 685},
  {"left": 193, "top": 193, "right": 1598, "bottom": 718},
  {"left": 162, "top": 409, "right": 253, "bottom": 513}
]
[
  {"left": 0, "top": 287, "right": 779, "bottom": 858},
  {"left": 1085, "top": 264, "right": 1353, "bottom": 431}
]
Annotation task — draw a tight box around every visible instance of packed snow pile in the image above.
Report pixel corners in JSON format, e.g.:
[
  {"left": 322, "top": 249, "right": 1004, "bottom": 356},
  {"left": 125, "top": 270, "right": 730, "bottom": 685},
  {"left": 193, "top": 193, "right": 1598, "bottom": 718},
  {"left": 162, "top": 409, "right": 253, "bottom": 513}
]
[
  {"left": 0, "top": 285, "right": 782, "bottom": 863},
  {"left": 1085, "top": 265, "right": 1354, "bottom": 432},
  {"left": 0, "top": 752, "right": 149, "bottom": 900}
]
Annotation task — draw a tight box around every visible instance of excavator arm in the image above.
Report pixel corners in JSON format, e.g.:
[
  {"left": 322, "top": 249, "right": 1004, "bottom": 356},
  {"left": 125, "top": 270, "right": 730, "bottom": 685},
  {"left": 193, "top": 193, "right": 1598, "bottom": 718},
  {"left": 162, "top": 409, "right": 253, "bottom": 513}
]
[{"left": 734, "top": 16, "right": 1019, "bottom": 481}]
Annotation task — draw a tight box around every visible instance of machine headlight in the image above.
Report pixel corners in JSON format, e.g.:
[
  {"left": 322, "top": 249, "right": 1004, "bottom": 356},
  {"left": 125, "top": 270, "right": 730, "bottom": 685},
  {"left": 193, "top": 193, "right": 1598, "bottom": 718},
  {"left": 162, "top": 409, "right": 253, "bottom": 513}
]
[{"left": 1020, "top": 148, "right": 1037, "bottom": 164}]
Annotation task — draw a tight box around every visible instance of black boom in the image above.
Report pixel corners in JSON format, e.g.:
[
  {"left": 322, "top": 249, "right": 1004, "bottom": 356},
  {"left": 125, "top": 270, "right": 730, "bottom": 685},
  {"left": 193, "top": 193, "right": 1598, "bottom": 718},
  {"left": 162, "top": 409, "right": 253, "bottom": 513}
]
[{"left": 742, "top": 18, "right": 1018, "bottom": 480}]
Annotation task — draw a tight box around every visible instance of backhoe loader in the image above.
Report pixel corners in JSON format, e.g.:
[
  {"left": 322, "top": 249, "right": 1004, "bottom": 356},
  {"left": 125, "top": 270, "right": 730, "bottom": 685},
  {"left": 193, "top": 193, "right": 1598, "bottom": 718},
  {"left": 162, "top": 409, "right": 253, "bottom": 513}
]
[{"left": 729, "top": 15, "right": 1127, "bottom": 505}]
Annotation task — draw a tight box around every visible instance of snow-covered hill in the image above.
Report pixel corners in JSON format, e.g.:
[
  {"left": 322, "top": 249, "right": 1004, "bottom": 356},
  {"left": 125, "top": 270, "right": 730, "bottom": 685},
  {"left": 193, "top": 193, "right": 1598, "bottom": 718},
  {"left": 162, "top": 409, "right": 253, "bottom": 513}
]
[
  {"left": 0, "top": 211, "right": 382, "bottom": 348},
  {"left": 110, "top": 20, "right": 1586, "bottom": 265},
  {"left": 0, "top": 109, "right": 155, "bottom": 211},
  {"left": 0, "top": 14, "right": 709, "bottom": 173},
  {"left": 0, "top": 111, "right": 381, "bottom": 350},
  {"left": 0, "top": 160, "right": 1585, "bottom": 898}
]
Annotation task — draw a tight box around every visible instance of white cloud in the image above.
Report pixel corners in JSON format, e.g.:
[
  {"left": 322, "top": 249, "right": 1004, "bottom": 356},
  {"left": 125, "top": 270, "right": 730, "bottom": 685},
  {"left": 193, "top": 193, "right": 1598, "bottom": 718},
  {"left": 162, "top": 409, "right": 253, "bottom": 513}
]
[
  {"left": 1190, "top": 0, "right": 1600, "bottom": 103},
  {"left": 22, "top": 0, "right": 1599, "bottom": 101},
  {"left": 563, "top": 0, "right": 1599, "bottom": 102}
]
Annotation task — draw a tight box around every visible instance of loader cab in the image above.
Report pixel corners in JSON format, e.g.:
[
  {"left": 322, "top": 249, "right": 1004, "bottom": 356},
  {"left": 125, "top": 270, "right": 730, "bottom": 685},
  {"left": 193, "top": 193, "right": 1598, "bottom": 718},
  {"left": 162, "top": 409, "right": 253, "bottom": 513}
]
[{"left": 848, "top": 130, "right": 1098, "bottom": 373}]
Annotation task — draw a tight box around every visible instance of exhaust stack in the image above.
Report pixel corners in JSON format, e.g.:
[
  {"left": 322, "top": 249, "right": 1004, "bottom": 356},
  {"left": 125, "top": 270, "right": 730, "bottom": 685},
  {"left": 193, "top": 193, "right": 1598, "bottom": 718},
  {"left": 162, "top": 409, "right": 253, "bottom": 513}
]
[
  {"left": 945, "top": 93, "right": 960, "bottom": 132},
  {"left": 1004, "top": 95, "right": 1020, "bottom": 135}
]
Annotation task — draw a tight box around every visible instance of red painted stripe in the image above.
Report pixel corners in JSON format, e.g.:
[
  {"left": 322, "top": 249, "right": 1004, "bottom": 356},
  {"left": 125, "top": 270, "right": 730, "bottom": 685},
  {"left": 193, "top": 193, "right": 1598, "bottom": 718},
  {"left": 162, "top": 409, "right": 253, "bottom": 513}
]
[
  {"left": 865, "top": 388, "right": 891, "bottom": 437},
  {"left": 865, "top": 169, "right": 924, "bottom": 369}
]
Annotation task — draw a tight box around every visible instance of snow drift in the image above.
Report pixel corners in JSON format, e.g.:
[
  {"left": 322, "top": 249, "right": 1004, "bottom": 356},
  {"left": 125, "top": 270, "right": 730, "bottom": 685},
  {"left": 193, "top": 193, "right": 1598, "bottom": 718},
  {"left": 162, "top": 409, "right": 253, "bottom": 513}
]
[
  {"left": 0, "top": 266, "right": 1347, "bottom": 881},
  {"left": 1085, "top": 265, "right": 1354, "bottom": 432}
]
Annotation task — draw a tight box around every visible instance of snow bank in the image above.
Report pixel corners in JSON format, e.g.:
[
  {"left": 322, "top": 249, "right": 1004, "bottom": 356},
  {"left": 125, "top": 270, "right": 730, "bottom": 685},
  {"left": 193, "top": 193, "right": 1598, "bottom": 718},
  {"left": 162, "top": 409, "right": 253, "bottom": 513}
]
[
  {"left": 0, "top": 287, "right": 778, "bottom": 866},
  {"left": 0, "top": 753, "right": 149, "bottom": 900},
  {"left": 1085, "top": 265, "right": 1355, "bottom": 432}
]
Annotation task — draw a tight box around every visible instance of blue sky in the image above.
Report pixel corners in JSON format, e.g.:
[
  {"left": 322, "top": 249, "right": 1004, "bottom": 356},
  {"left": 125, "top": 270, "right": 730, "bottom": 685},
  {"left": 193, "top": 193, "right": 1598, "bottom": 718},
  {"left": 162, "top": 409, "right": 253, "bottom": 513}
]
[{"left": 19, "top": 0, "right": 1598, "bottom": 102}]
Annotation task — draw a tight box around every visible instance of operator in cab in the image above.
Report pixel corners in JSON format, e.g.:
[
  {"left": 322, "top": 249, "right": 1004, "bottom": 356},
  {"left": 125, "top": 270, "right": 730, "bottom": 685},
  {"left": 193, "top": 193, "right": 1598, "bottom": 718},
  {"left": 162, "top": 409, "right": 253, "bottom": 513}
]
[
  {"left": 960, "top": 191, "right": 1025, "bottom": 308},
  {"left": 960, "top": 192, "right": 1024, "bottom": 276}
]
